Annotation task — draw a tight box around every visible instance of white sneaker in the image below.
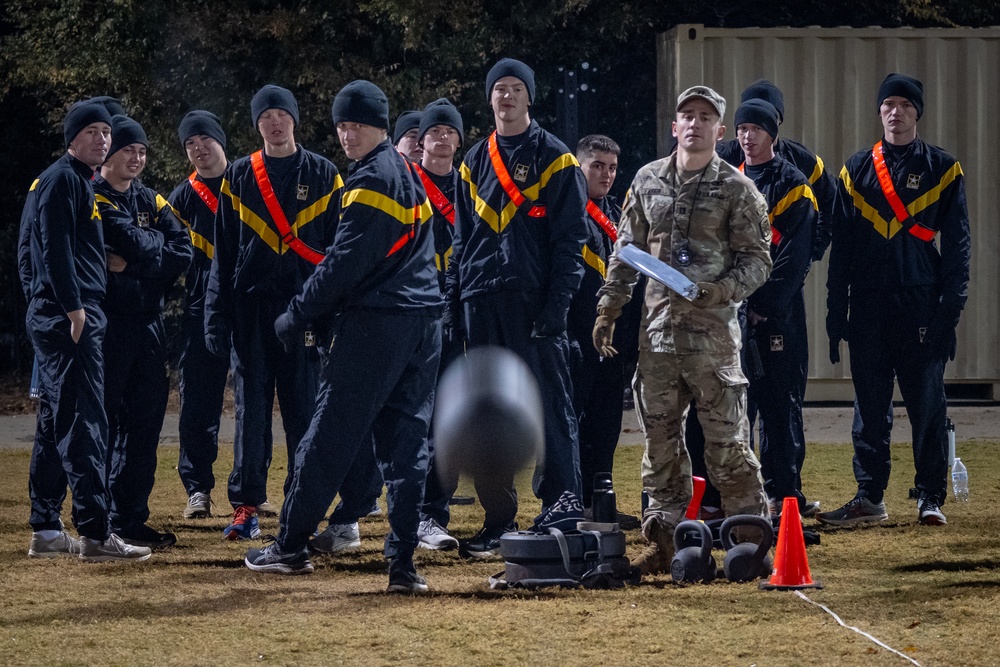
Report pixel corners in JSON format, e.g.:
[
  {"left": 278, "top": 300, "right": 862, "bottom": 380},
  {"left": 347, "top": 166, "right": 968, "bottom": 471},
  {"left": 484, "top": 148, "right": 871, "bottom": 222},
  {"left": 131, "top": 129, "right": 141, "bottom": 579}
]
[
  {"left": 310, "top": 522, "right": 360, "bottom": 554},
  {"left": 79, "top": 533, "right": 152, "bottom": 562},
  {"left": 28, "top": 531, "right": 81, "bottom": 558},
  {"left": 257, "top": 500, "right": 279, "bottom": 517},
  {"left": 417, "top": 518, "right": 459, "bottom": 550},
  {"left": 183, "top": 491, "right": 212, "bottom": 519}
]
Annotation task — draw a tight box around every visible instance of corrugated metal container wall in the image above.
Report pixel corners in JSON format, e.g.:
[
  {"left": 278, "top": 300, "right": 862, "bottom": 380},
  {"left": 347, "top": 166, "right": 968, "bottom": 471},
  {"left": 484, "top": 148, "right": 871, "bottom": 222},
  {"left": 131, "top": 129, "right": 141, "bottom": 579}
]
[{"left": 657, "top": 25, "right": 1000, "bottom": 400}]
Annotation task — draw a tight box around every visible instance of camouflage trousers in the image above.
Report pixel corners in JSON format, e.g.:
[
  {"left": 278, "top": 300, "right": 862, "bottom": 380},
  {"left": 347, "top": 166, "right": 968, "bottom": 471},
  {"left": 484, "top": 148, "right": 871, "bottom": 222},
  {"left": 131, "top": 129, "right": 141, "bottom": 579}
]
[{"left": 634, "top": 350, "right": 767, "bottom": 540}]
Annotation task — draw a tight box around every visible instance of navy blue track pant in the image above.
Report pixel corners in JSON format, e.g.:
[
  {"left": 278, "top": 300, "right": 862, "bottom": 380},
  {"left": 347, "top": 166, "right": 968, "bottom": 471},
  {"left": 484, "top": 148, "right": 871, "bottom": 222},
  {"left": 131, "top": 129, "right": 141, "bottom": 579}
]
[
  {"left": 277, "top": 310, "right": 440, "bottom": 563},
  {"left": 177, "top": 310, "right": 230, "bottom": 496},
  {"left": 27, "top": 299, "right": 110, "bottom": 540},
  {"left": 419, "top": 327, "right": 465, "bottom": 527},
  {"left": 229, "top": 294, "right": 319, "bottom": 508},
  {"left": 849, "top": 289, "right": 948, "bottom": 504},
  {"left": 103, "top": 313, "right": 169, "bottom": 532},
  {"left": 464, "top": 292, "right": 581, "bottom": 528}
]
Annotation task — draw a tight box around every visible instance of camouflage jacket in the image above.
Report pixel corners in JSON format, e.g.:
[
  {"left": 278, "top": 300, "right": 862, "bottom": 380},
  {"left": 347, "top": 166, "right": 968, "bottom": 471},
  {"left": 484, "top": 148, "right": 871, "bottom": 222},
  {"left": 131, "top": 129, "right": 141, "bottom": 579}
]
[{"left": 597, "top": 153, "right": 771, "bottom": 354}]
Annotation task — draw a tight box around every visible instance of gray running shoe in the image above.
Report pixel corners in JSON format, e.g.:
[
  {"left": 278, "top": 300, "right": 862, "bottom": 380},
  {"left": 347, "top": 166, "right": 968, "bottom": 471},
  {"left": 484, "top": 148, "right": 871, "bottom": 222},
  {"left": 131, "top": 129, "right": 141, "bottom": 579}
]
[
  {"left": 245, "top": 542, "right": 314, "bottom": 575},
  {"left": 79, "top": 533, "right": 152, "bottom": 562},
  {"left": 815, "top": 497, "right": 888, "bottom": 526},
  {"left": 28, "top": 531, "right": 81, "bottom": 559},
  {"left": 310, "top": 522, "right": 361, "bottom": 554},
  {"left": 417, "top": 519, "right": 459, "bottom": 551},
  {"left": 387, "top": 560, "right": 429, "bottom": 594},
  {"left": 918, "top": 498, "right": 947, "bottom": 526},
  {"left": 183, "top": 491, "right": 212, "bottom": 519},
  {"left": 256, "top": 500, "right": 279, "bottom": 517}
]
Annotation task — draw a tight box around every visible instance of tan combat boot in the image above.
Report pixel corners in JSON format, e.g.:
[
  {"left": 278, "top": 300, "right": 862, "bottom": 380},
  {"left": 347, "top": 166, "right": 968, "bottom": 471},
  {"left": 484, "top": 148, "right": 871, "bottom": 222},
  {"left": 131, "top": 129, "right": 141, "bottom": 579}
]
[{"left": 630, "top": 519, "right": 675, "bottom": 576}]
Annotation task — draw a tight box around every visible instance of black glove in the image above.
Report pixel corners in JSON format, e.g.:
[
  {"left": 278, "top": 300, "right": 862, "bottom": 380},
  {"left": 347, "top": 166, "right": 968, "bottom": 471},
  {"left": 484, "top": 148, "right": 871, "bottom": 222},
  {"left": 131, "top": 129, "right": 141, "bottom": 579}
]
[
  {"left": 532, "top": 295, "right": 571, "bottom": 338},
  {"left": 274, "top": 312, "right": 299, "bottom": 355},
  {"left": 924, "top": 303, "right": 962, "bottom": 361},
  {"left": 204, "top": 322, "right": 232, "bottom": 360},
  {"left": 442, "top": 300, "right": 465, "bottom": 340},
  {"left": 826, "top": 311, "right": 848, "bottom": 365}
]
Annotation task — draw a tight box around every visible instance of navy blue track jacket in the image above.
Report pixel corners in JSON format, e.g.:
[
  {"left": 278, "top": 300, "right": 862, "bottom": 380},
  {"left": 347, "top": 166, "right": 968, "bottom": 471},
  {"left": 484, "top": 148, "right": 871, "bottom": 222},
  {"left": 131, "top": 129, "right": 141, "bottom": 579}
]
[{"left": 168, "top": 172, "right": 225, "bottom": 316}]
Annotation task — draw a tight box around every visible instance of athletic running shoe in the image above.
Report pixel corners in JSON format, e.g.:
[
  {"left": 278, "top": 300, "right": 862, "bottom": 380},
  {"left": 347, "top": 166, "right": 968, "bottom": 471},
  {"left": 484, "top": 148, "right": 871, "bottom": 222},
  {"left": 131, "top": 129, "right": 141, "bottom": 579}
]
[
  {"left": 815, "top": 497, "right": 888, "bottom": 526},
  {"left": 245, "top": 541, "right": 314, "bottom": 575},
  {"left": 79, "top": 533, "right": 152, "bottom": 562},
  {"left": 367, "top": 500, "right": 383, "bottom": 517},
  {"left": 183, "top": 491, "right": 212, "bottom": 519},
  {"left": 117, "top": 524, "right": 177, "bottom": 550},
  {"left": 459, "top": 522, "right": 516, "bottom": 559},
  {"left": 223, "top": 505, "right": 260, "bottom": 541},
  {"left": 387, "top": 559, "right": 429, "bottom": 594},
  {"left": 918, "top": 498, "right": 947, "bottom": 526},
  {"left": 256, "top": 500, "right": 278, "bottom": 517},
  {"left": 310, "top": 522, "right": 360, "bottom": 554},
  {"left": 417, "top": 518, "right": 459, "bottom": 550},
  {"left": 28, "top": 531, "right": 81, "bottom": 558}
]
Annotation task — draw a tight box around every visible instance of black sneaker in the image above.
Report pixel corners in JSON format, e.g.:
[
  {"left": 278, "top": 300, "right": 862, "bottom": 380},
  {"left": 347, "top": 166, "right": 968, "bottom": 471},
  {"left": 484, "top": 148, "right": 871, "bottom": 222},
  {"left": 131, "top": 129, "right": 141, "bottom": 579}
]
[
  {"left": 815, "top": 497, "right": 888, "bottom": 526},
  {"left": 387, "top": 560, "right": 429, "bottom": 594},
  {"left": 245, "top": 541, "right": 314, "bottom": 575},
  {"left": 460, "top": 522, "right": 516, "bottom": 559},
  {"left": 117, "top": 524, "right": 177, "bottom": 550},
  {"left": 918, "top": 498, "right": 947, "bottom": 526}
]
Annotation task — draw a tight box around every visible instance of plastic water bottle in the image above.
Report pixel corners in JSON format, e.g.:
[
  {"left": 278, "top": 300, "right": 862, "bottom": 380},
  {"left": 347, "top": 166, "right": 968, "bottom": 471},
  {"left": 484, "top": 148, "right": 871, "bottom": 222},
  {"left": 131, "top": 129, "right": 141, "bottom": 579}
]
[
  {"left": 946, "top": 418, "right": 956, "bottom": 467},
  {"left": 951, "top": 457, "right": 969, "bottom": 503}
]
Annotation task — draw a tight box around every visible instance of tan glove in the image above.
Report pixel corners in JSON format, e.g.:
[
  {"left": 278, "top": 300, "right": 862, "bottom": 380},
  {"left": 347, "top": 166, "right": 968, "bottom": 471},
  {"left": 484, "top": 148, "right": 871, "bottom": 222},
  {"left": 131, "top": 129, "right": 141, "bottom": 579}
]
[
  {"left": 692, "top": 281, "right": 726, "bottom": 309},
  {"left": 592, "top": 306, "right": 621, "bottom": 357}
]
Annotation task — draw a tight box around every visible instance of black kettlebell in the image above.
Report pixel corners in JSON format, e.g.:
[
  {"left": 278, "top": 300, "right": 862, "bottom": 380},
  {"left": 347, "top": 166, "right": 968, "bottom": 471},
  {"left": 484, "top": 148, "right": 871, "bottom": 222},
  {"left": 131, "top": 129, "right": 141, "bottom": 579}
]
[
  {"left": 720, "top": 514, "right": 774, "bottom": 583},
  {"left": 670, "top": 520, "right": 716, "bottom": 584}
]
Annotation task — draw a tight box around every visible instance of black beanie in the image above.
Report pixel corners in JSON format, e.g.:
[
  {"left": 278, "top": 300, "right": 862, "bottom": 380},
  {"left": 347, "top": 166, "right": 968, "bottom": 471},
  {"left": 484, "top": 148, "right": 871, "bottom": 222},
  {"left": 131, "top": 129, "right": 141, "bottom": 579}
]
[
  {"left": 178, "top": 110, "right": 227, "bottom": 150},
  {"left": 106, "top": 115, "right": 148, "bottom": 160},
  {"left": 877, "top": 73, "right": 924, "bottom": 119},
  {"left": 251, "top": 84, "right": 299, "bottom": 127},
  {"left": 63, "top": 100, "right": 113, "bottom": 148},
  {"left": 87, "top": 96, "right": 127, "bottom": 118},
  {"left": 485, "top": 58, "right": 535, "bottom": 104},
  {"left": 734, "top": 99, "right": 780, "bottom": 141},
  {"left": 740, "top": 79, "right": 784, "bottom": 124},
  {"left": 418, "top": 98, "right": 464, "bottom": 146},
  {"left": 332, "top": 80, "right": 390, "bottom": 131},
  {"left": 393, "top": 110, "right": 422, "bottom": 144}
]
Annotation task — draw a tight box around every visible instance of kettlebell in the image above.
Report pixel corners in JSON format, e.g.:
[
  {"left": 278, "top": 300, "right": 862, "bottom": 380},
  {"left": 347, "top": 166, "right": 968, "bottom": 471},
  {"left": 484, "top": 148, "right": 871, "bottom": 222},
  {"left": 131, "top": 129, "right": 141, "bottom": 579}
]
[
  {"left": 720, "top": 514, "right": 774, "bottom": 583},
  {"left": 670, "top": 520, "right": 716, "bottom": 584}
]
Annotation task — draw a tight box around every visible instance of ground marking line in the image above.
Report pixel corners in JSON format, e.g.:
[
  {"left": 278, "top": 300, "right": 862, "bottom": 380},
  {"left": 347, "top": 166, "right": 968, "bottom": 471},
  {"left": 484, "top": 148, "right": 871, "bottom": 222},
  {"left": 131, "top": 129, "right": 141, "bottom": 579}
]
[{"left": 794, "top": 590, "right": 922, "bottom": 666}]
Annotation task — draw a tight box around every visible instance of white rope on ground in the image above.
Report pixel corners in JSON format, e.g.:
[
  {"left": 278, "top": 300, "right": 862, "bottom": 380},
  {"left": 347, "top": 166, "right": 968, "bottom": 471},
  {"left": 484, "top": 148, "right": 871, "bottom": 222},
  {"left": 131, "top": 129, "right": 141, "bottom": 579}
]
[{"left": 794, "top": 590, "right": 922, "bottom": 667}]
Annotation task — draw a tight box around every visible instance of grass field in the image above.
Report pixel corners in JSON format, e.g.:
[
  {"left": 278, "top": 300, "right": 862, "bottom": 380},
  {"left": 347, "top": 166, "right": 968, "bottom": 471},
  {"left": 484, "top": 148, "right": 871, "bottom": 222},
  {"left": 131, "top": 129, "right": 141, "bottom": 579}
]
[{"left": 1, "top": 435, "right": 999, "bottom": 666}]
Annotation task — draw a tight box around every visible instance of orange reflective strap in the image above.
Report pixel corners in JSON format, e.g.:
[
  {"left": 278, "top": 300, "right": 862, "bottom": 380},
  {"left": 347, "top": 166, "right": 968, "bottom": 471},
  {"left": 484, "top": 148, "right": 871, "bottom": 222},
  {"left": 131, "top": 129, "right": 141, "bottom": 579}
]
[
  {"left": 412, "top": 163, "right": 455, "bottom": 225},
  {"left": 188, "top": 171, "right": 219, "bottom": 214},
  {"left": 385, "top": 156, "right": 419, "bottom": 258},
  {"left": 586, "top": 199, "right": 617, "bottom": 243},
  {"left": 871, "top": 141, "right": 935, "bottom": 242},
  {"left": 250, "top": 150, "right": 325, "bottom": 265},
  {"left": 487, "top": 131, "right": 546, "bottom": 218}
]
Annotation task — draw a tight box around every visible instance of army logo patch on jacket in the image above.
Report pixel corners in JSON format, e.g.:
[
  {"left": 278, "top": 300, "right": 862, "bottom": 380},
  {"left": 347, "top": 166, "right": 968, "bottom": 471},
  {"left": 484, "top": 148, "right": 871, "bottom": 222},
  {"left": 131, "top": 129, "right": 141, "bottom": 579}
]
[
  {"left": 770, "top": 335, "right": 784, "bottom": 352},
  {"left": 906, "top": 174, "right": 921, "bottom": 190},
  {"left": 137, "top": 212, "right": 150, "bottom": 228},
  {"left": 513, "top": 164, "right": 529, "bottom": 182},
  {"left": 297, "top": 184, "right": 309, "bottom": 200}
]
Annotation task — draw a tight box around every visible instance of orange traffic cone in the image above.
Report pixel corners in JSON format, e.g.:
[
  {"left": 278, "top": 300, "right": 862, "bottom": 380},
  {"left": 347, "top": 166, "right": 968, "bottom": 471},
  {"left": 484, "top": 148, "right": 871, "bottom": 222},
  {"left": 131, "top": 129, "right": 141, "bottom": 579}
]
[
  {"left": 760, "top": 497, "right": 823, "bottom": 590},
  {"left": 684, "top": 476, "right": 706, "bottom": 520}
]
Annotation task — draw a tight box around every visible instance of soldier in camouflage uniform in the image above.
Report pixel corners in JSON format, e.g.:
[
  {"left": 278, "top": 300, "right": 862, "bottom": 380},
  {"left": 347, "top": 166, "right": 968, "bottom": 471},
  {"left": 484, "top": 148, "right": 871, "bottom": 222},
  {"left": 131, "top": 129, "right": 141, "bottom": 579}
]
[{"left": 593, "top": 86, "right": 772, "bottom": 575}]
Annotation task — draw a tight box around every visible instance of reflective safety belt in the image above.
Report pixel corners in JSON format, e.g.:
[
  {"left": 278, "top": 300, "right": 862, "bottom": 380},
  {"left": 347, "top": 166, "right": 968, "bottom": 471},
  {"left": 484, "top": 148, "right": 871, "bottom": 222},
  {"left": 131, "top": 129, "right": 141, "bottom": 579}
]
[
  {"left": 385, "top": 157, "right": 420, "bottom": 258},
  {"left": 487, "top": 131, "right": 546, "bottom": 218},
  {"left": 586, "top": 199, "right": 617, "bottom": 243},
  {"left": 250, "top": 150, "right": 326, "bottom": 265},
  {"left": 188, "top": 171, "right": 219, "bottom": 214},
  {"left": 871, "top": 141, "right": 935, "bottom": 242},
  {"left": 412, "top": 163, "right": 454, "bottom": 224},
  {"left": 739, "top": 162, "right": 782, "bottom": 246}
]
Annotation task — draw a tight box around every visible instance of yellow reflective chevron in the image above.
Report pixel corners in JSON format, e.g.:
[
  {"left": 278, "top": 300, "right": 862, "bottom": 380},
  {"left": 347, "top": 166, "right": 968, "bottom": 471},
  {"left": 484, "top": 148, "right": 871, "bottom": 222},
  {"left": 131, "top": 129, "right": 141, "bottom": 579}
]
[
  {"left": 769, "top": 184, "right": 818, "bottom": 223},
  {"left": 582, "top": 244, "right": 606, "bottom": 278},
  {"left": 841, "top": 162, "right": 961, "bottom": 240},
  {"left": 808, "top": 155, "right": 825, "bottom": 185},
  {"left": 342, "top": 186, "right": 429, "bottom": 226},
  {"left": 94, "top": 193, "right": 119, "bottom": 210},
  {"left": 220, "top": 178, "right": 281, "bottom": 254},
  {"left": 463, "top": 153, "right": 580, "bottom": 234},
  {"left": 168, "top": 202, "right": 214, "bottom": 259},
  {"left": 292, "top": 175, "right": 343, "bottom": 236},
  {"left": 29, "top": 179, "right": 39, "bottom": 192},
  {"left": 435, "top": 245, "right": 454, "bottom": 272}
]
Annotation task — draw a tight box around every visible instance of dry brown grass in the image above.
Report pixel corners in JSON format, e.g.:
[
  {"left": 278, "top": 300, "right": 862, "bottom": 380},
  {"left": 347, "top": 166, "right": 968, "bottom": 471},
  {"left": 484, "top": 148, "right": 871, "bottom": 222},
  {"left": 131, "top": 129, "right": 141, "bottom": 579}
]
[{"left": 2, "top": 436, "right": 999, "bottom": 667}]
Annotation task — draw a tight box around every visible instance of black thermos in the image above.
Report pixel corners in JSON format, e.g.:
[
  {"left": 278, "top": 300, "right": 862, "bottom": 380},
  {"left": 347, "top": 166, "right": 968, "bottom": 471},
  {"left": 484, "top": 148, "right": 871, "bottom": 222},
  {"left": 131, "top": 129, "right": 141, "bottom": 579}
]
[{"left": 592, "top": 472, "right": 617, "bottom": 523}]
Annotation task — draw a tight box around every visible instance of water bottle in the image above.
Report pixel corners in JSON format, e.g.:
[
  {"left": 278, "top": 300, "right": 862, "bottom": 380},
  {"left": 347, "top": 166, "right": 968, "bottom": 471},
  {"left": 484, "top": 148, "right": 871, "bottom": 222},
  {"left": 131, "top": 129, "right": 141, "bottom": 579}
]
[
  {"left": 951, "top": 457, "right": 969, "bottom": 503},
  {"left": 946, "top": 417, "right": 956, "bottom": 467},
  {"left": 592, "top": 473, "right": 617, "bottom": 524}
]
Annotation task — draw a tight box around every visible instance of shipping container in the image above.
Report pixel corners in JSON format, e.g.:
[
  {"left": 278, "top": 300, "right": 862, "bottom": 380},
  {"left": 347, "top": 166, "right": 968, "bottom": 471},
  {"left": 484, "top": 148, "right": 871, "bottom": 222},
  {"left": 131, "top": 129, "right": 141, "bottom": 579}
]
[{"left": 657, "top": 24, "right": 1000, "bottom": 401}]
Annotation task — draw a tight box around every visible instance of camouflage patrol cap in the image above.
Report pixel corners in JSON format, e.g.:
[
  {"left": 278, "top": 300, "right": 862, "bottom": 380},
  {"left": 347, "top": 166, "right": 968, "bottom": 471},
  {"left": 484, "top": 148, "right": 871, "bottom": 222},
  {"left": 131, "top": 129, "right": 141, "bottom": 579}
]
[{"left": 676, "top": 86, "right": 726, "bottom": 119}]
